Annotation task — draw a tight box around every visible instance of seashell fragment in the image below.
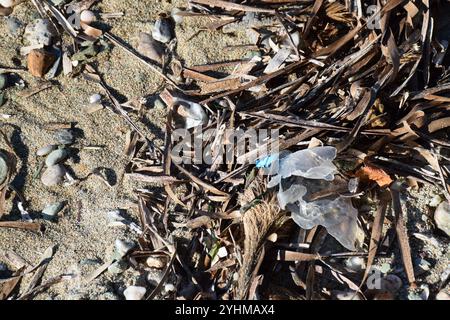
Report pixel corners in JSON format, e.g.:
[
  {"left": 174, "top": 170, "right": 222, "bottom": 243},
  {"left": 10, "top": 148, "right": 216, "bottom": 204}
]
[
  {"left": 344, "top": 256, "right": 365, "bottom": 272},
  {"left": 45, "top": 148, "right": 69, "bottom": 167},
  {"left": 55, "top": 129, "right": 74, "bottom": 145},
  {"left": 137, "top": 32, "right": 164, "bottom": 64},
  {"left": 436, "top": 290, "right": 450, "bottom": 300},
  {"left": 42, "top": 201, "right": 65, "bottom": 221},
  {"left": 123, "top": 286, "right": 146, "bottom": 300},
  {"left": 175, "top": 99, "right": 208, "bottom": 129},
  {"left": 41, "top": 164, "right": 65, "bottom": 186},
  {"left": 80, "top": 10, "right": 96, "bottom": 24},
  {"left": 89, "top": 93, "right": 101, "bottom": 104},
  {"left": 113, "top": 239, "right": 134, "bottom": 259},
  {"left": 0, "top": 0, "right": 14, "bottom": 8},
  {"left": 146, "top": 256, "right": 167, "bottom": 269},
  {"left": 27, "top": 49, "right": 56, "bottom": 78},
  {"left": 81, "top": 22, "right": 103, "bottom": 38},
  {"left": 152, "top": 17, "right": 173, "bottom": 43},
  {"left": 36, "top": 144, "right": 57, "bottom": 156}
]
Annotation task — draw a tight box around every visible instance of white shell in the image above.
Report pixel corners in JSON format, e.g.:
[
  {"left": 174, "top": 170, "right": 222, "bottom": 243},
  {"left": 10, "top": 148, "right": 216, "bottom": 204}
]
[
  {"left": 89, "top": 93, "right": 102, "bottom": 104},
  {"left": 80, "top": 10, "right": 96, "bottom": 24},
  {"left": 436, "top": 290, "right": 450, "bottom": 300},
  {"left": 146, "top": 256, "right": 167, "bottom": 269},
  {"left": 0, "top": 0, "right": 14, "bottom": 8},
  {"left": 114, "top": 239, "right": 134, "bottom": 258},
  {"left": 41, "top": 164, "right": 66, "bottom": 186},
  {"left": 344, "top": 256, "right": 365, "bottom": 272},
  {"left": 152, "top": 18, "right": 172, "bottom": 43},
  {"left": 137, "top": 32, "right": 164, "bottom": 63},
  {"left": 164, "top": 283, "right": 176, "bottom": 292},
  {"left": 123, "top": 286, "right": 146, "bottom": 300}
]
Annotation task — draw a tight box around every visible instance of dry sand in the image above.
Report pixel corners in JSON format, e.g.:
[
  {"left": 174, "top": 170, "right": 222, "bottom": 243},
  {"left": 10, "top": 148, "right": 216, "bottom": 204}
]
[{"left": 0, "top": 0, "right": 249, "bottom": 299}]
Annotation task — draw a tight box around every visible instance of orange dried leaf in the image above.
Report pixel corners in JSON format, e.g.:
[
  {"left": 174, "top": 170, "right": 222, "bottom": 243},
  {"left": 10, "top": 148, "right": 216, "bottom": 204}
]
[{"left": 356, "top": 165, "right": 393, "bottom": 187}]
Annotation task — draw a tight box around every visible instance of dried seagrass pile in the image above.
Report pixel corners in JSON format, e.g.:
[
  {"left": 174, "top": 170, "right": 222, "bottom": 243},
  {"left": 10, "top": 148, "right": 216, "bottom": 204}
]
[
  {"left": 125, "top": 0, "right": 450, "bottom": 300},
  {"left": 0, "top": 0, "right": 449, "bottom": 300}
]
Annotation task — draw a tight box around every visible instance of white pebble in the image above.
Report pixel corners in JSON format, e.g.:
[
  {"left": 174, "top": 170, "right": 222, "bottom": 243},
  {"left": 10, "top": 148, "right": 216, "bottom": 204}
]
[
  {"left": 429, "top": 194, "right": 443, "bottom": 207},
  {"left": 436, "top": 290, "right": 450, "bottom": 300},
  {"left": 0, "top": 0, "right": 14, "bottom": 8},
  {"left": 114, "top": 239, "right": 134, "bottom": 259},
  {"left": 80, "top": 10, "right": 96, "bottom": 24},
  {"left": 164, "top": 283, "right": 176, "bottom": 292},
  {"left": 89, "top": 93, "right": 102, "bottom": 104},
  {"left": 344, "top": 256, "right": 365, "bottom": 272},
  {"left": 123, "top": 286, "right": 146, "bottom": 300}
]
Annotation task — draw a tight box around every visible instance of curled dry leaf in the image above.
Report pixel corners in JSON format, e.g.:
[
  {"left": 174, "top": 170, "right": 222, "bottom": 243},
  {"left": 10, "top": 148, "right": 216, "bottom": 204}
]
[{"left": 355, "top": 164, "right": 393, "bottom": 188}]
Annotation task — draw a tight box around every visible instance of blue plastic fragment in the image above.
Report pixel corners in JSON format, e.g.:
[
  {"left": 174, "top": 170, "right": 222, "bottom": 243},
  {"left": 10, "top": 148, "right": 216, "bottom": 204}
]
[{"left": 256, "top": 154, "right": 277, "bottom": 168}]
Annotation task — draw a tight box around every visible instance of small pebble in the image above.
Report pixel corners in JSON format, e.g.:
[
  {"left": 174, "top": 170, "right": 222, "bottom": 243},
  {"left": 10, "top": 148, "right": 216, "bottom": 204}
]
[
  {"left": 344, "top": 256, "right": 365, "bottom": 272},
  {"left": 45, "top": 148, "right": 69, "bottom": 166},
  {"left": 217, "top": 247, "right": 228, "bottom": 258},
  {"left": 146, "top": 256, "right": 166, "bottom": 269},
  {"left": 164, "top": 283, "right": 176, "bottom": 292},
  {"left": 80, "top": 10, "right": 96, "bottom": 24},
  {"left": 137, "top": 32, "right": 164, "bottom": 64},
  {"left": 89, "top": 93, "right": 101, "bottom": 104},
  {"left": 0, "top": 0, "right": 14, "bottom": 8},
  {"left": 152, "top": 17, "right": 173, "bottom": 43},
  {"left": 107, "top": 210, "right": 125, "bottom": 223},
  {"left": 436, "top": 290, "right": 450, "bottom": 300},
  {"left": 429, "top": 194, "right": 443, "bottom": 207},
  {"left": 434, "top": 201, "right": 450, "bottom": 236},
  {"left": 42, "top": 201, "right": 65, "bottom": 221},
  {"left": 113, "top": 239, "right": 134, "bottom": 259},
  {"left": 0, "top": 74, "right": 7, "bottom": 90},
  {"left": 55, "top": 129, "right": 74, "bottom": 145},
  {"left": 41, "top": 164, "right": 66, "bottom": 186},
  {"left": 123, "top": 286, "right": 146, "bottom": 300},
  {"left": 36, "top": 144, "right": 57, "bottom": 156},
  {"left": 108, "top": 260, "right": 128, "bottom": 274},
  {"left": 0, "top": 154, "right": 8, "bottom": 185}
]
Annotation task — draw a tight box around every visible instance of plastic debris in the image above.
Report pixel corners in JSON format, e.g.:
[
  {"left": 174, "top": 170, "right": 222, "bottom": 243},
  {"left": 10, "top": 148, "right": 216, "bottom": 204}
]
[{"left": 268, "top": 146, "right": 363, "bottom": 250}]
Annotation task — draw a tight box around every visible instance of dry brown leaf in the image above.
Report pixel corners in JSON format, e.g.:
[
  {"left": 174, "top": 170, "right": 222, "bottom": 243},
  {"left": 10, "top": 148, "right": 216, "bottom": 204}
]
[{"left": 356, "top": 164, "right": 393, "bottom": 187}]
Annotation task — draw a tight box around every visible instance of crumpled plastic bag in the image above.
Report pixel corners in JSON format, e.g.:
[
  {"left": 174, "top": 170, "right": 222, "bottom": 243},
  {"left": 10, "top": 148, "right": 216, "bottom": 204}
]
[{"left": 267, "top": 146, "right": 363, "bottom": 251}]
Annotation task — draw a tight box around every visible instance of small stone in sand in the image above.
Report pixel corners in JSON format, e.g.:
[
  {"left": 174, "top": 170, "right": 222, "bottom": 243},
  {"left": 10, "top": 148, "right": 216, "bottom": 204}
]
[
  {"left": 41, "top": 164, "right": 65, "bottom": 186},
  {"left": 123, "top": 286, "right": 146, "bottom": 300}
]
